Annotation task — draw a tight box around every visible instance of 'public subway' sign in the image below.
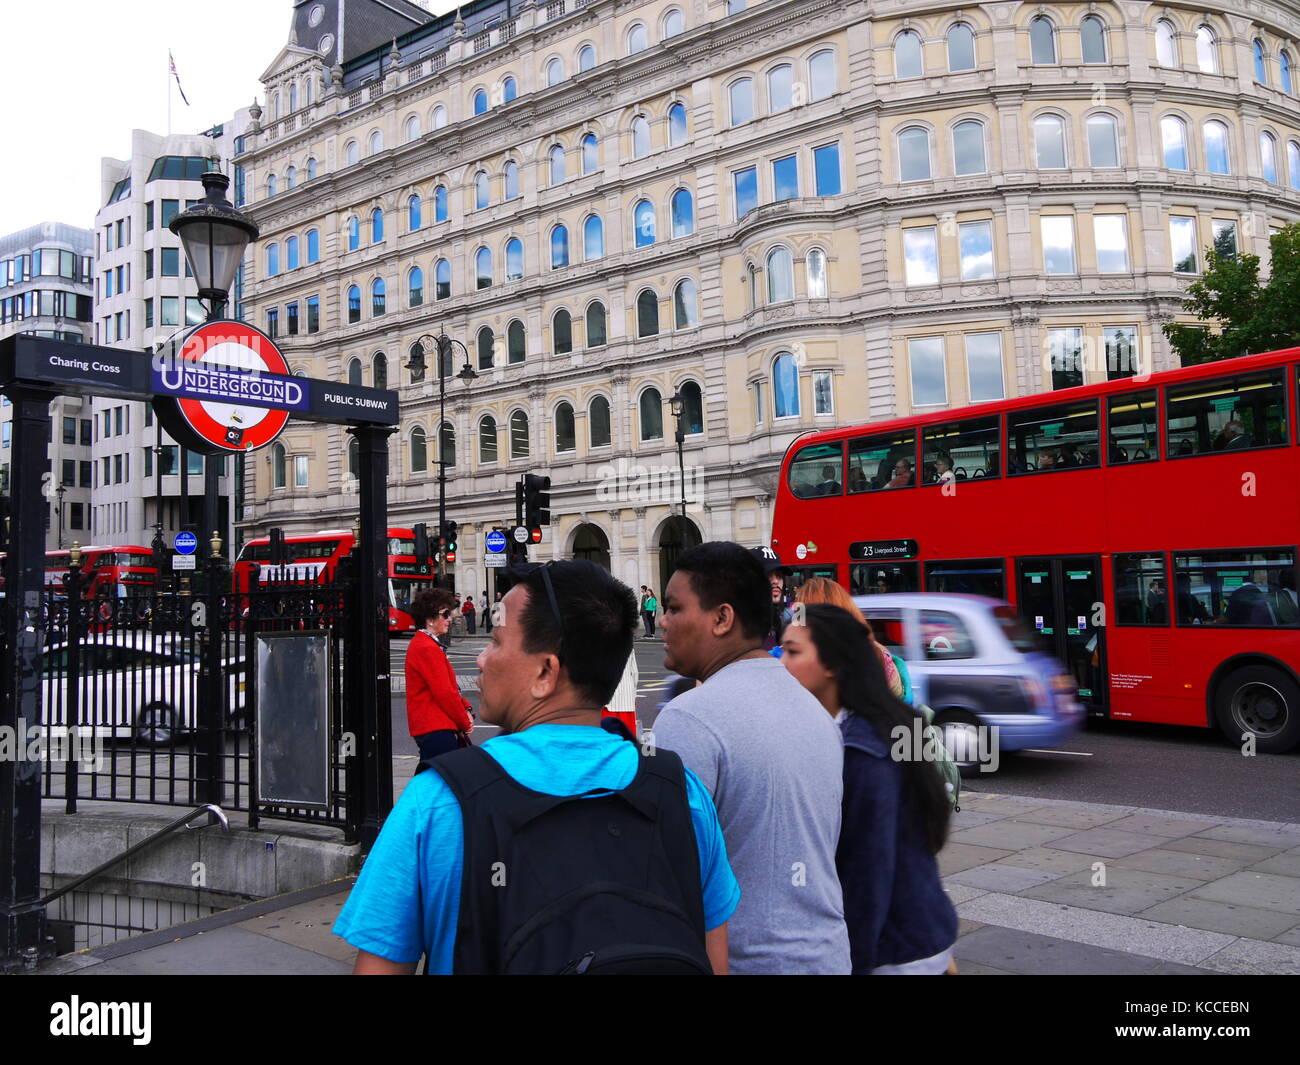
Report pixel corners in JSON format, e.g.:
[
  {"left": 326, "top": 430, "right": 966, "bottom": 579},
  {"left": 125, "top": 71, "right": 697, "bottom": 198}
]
[{"left": 152, "top": 320, "right": 297, "bottom": 454}]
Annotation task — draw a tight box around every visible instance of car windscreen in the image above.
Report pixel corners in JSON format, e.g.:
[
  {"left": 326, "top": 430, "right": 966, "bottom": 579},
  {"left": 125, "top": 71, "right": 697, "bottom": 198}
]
[{"left": 993, "top": 604, "right": 1039, "bottom": 653}]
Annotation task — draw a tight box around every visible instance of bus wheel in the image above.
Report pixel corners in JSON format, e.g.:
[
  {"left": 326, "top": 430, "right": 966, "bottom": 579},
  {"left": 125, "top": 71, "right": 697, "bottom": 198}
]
[
  {"left": 934, "top": 709, "right": 987, "bottom": 775},
  {"left": 134, "top": 702, "right": 178, "bottom": 746},
  {"left": 1214, "top": 665, "right": 1300, "bottom": 754}
]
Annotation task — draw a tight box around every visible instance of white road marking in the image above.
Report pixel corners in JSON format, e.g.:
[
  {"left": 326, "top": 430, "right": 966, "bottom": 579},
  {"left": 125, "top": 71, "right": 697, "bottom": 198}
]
[{"left": 1020, "top": 748, "right": 1093, "bottom": 756}]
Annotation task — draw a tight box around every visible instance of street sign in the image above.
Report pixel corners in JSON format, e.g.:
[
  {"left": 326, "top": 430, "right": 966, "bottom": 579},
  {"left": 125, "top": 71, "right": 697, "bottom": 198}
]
[
  {"left": 485, "top": 554, "right": 507, "bottom": 568},
  {"left": 486, "top": 530, "right": 507, "bottom": 554},
  {"left": 174, "top": 530, "right": 198, "bottom": 555},
  {"left": 172, "top": 555, "right": 196, "bottom": 571},
  {"left": 511, "top": 525, "right": 529, "bottom": 544}
]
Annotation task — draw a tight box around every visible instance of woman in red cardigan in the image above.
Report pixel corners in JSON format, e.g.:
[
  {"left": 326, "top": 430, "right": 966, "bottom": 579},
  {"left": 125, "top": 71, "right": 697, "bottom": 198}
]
[{"left": 406, "top": 588, "right": 475, "bottom": 763}]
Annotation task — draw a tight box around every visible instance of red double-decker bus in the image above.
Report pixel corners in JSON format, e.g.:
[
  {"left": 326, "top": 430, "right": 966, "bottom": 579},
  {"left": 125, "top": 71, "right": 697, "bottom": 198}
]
[
  {"left": 232, "top": 527, "right": 434, "bottom": 632},
  {"left": 771, "top": 347, "right": 1300, "bottom": 753},
  {"left": 44, "top": 545, "right": 158, "bottom": 599}
]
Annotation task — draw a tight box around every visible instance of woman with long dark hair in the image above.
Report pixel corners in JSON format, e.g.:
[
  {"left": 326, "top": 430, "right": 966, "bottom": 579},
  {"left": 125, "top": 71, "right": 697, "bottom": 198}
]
[{"left": 781, "top": 603, "right": 957, "bottom": 974}]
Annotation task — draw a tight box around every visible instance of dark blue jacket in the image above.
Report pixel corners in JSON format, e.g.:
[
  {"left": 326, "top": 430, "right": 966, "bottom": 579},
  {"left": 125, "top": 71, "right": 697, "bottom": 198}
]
[{"left": 837, "top": 711, "right": 958, "bottom": 973}]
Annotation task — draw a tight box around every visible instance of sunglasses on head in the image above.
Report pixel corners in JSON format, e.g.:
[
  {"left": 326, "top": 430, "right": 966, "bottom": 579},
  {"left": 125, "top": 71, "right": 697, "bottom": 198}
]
[{"left": 512, "top": 561, "right": 566, "bottom": 663}]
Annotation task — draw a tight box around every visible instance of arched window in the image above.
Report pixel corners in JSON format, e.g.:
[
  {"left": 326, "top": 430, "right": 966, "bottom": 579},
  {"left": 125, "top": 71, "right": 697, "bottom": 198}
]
[
  {"left": 1261, "top": 131, "right": 1279, "bottom": 182},
  {"left": 273, "top": 93, "right": 281, "bottom": 120},
  {"left": 551, "top": 225, "right": 570, "bottom": 269},
  {"left": 475, "top": 170, "right": 489, "bottom": 209},
  {"left": 409, "top": 426, "right": 427, "bottom": 473},
  {"left": 581, "top": 133, "right": 599, "bottom": 173},
  {"left": 405, "top": 115, "right": 420, "bottom": 142},
  {"left": 671, "top": 188, "right": 695, "bottom": 237},
  {"left": 476, "top": 247, "right": 493, "bottom": 289},
  {"left": 504, "top": 161, "right": 520, "bottom": 200},
  {"left": 555, "top": 403, "right": 576, "bottom": 453},
  {"left": 1034, "top": 115, "right": 1067, "bottom": 169},
  {"left": 1030, "top": 16, "right": 1057, "bottom": 64},
  {"left": 640, "top": 388, "right": 664, "bottom": 440},
  {"left": 305, "top": 77, "right": 312, "bottom": 107},
  {"left": 680, "top": 381, "right": 704, "bottom": 434},
  {"left": 1282, "top": 52, "right": 1295, "bottom": 95},
  {"left": 290, "top": 82, "right": 298, "bottom": 113},
  {"left": 408, "top": 342, "right": 426, "bottom": 382},
  {"left": 371, "top": 206, "right": 384, "bottom": 243},
  {"left": 894, "top": 30, "right": 923, "bottom": 78},
  {"left": 408, "top": 266, "right": 424, "bottom": 307},
  {"left": 510, "top": 411, "right": 529, "bottom": 458},
  {"left": 372, "top": 353, "right": 387, "bottom": 389},
  {"left": 729, "top": 78, "right": 753, "bottom": 126},
  {"left": 668, "top": 104, "right": 688, "bottom": 147},
  {"left": 439, "top": 422, "right": 455, "bottom": 467},
  {"left": 306, "top": 229, "right": 320, "bottom": 263},
  {"left": 768, "top": 63, "right": 793, "bottom": 112},
  {"left": 953, "top": 120, "right": 986, "bottom": 175},
  {"left": 347, "top": 286, "right": 361, "bottom": 323},
  {"left": 506, "top": 237, "right": 524, "bottom": 281},
  {"left": 1254, "top": 39, "right": 1268, "bottom": 84},
  {"left": 347, "top": 438, "right": 360, "bottom": 481},
  {"left": 553, "top": 309, "right": 573, "bottom": 354},
  {"left": 631, "top": 116, "right": 651, "bottom": 158},
  {"left": 473, "top": 88, "right": 488, "bottom": 115},
  {"left": 371, "top": 279, "right": 386, "bottom": 317},
  {"left": 1196, "top": 26, "right": 1218, "bottom": 74},
  {"left": 508, "top": 320, "right": 526, "bottom": 364},
  {"left": 434, "top": 185, "right": 448, "bottom": 223},
  {"left": 369, "top": 130, "right": 383, "bottom": 155},
  {"left": 627, "top": 24, "right": 648, "bottom": 55},
  {"left": 664, "top": 9, "right": 684, "bottom": 38},
  {"left": 265, "top": 243, "right": 280, "bottom": 278},
  {"left": 898, "top": 126, "right": 931, "bottom": 181},
  {"left": 1204, "top": 120, "right": 1231, "bottom": 174},
  {"left": 674, "top": 278, "right": 698, "bottom": 328},
  {"left": 1081, "top": 16, "right": 1107, "bottom": 63},
  {"left": 503, "top": 76, "right": 518, "bottom": 102},
  {"left": 746, "top": 262, "right": 758, "bottom": 310},
  {"left": 1087, "top": 113, "right": 1120, "bottom": 167},
  {"left": 637, "top": 289, "right": 659, "bottom": 336},
  {"left": 766, "top": 247, "right": 794, "bottom": 303},
  {"left": 773, "top": 353, "right": 800, "bottom": 417},
  {"left": 267, "top": 174, "right": 278, "bottom": 197},
  {"left": 634, "top": 200, "right": 656, "bottom": 247},
  {"left": 432, "top": 104, "right": 447, "bottom": 128},
  {"left": 348, "top": 357, "right": 363, "bottom": 386},
  {"left": 578, "top": 44, "right": 596, "bottom": 72},
  {"left": 1289, "top": 142, "right": 1300, "bottom": 190},
  {"left": 1161, "top": 116, "right": 1189, "bottom": 170},
  {"left": 345, "top": 140, "right": 358, "bottom": 166},
  {"left": 435, "top": 259, "right": 450, "bottom": 300},
  {"left": 583, "top": 215, "right": 604, "bottom": 260},
  {"left": 586, "top": 301, "right": 607, "bottom": 347},
  {"left": 809, "top": 50, "right": 835, "bottom": 99},
  {"left": 807, "top": 248, "right": 828, "bottom": 298},
  {"left": 947, "top": 23, "right": 975, "bottom": 72},
  {"left": 271, "top": 442, "right": 286, "bottom": 488},
  {"left": 286, "top": 166, "right": 297, "bottom": 190},
  {"left": 549, "top": 144, "right": 566, "bottom": 184},
  {"left": 546, "top": 58, "right": 563, "bottom": 87},
  {"left": 347, "top": 216, "right": 359, "bottom": 251},
  {"left": 286, "top": 236, "right": 299, "bottom": 270},
  {"left": 408, "top": 193, "right": 421, "bottom": 230},
  {"left": 477, "top": 326, "right": 495, "bottom": 370},
  {"left": 589, "top": 395, "right": 611, "bottom": 446},
  {"left": 479, "top": 415, "right": 498, "bottom": 463},
  {"left": 306, "top": 157, "right": 317, "bottom": 180},
  {"left": 1155, "top": 20, "right": 1177, "bottom": 67}
]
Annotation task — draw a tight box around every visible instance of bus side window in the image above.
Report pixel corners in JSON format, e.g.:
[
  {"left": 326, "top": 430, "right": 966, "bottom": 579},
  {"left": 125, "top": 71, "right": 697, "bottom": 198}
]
[
  {"left": 1106, "top": 391, "right": 1158, "bottom": 464},
  {"left": 1114, "top": 552, "right": 1168, "bottom": 625},
  {"left": 787, "top": 441, "right": 844, "bottom": 499},
  {"left": 1165, "top": 370, "right": 1287, "bottom": 457}
]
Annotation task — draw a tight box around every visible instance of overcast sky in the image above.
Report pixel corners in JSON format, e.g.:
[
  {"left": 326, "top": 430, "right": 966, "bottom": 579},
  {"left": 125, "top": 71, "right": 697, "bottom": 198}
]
[{"left": 0, "top": 0, "right": 457, "bottom": 237}]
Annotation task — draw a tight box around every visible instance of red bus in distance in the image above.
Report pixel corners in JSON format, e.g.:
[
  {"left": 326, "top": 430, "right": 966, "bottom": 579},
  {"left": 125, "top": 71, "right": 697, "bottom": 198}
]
[
  {"left": 44, "top": 545, "right": 158, "bottom": 599},
  {"left": 233, "top": 527, "right": 434, "bottom": 632},
  {"left": 771, "top": 347, "right": 1300, "bottom": 753}
]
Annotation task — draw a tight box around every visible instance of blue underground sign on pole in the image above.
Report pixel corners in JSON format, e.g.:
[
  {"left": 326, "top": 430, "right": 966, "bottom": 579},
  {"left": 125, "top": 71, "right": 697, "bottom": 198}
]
[
  {"left": 485, "top": 530, "right": 508, "bottom": 554},
  {"left": 174, "top": 531, "right": 198, "bottom": 555}
]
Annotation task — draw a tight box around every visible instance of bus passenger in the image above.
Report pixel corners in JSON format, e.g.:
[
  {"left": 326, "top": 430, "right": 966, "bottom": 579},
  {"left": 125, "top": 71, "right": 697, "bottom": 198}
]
[
  {"left": 815, "top": 464, "right": 842, "bottom": 496},
  {"left": 885, "top": 460, "right": 913, "bottom": 489},
  {"left": 934, "top": 457, "right": 955, "bottom": 485}
]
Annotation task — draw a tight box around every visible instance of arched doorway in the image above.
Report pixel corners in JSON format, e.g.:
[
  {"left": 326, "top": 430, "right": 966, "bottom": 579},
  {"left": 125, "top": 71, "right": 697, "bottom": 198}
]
[
  {"left": 658, "top": 514, "right": 702, "bottom": 595},
  {"left": 571, "top": 522, "right": 611, "bottom": 570}
]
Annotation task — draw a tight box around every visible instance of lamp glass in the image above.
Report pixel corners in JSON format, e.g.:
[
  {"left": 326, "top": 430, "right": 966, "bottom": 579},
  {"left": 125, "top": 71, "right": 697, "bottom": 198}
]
[{"left": 176, "top": 218, "right": 249, "bottom": 299}]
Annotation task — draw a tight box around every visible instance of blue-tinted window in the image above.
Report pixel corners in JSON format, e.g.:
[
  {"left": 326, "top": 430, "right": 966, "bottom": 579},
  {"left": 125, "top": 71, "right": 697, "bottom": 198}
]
[
  {"left": 584, "top": 215, "right": 604, "bottom": 259},
  {"left": 371, "top": 278, "right": 386, "bottom": 316},
  {"left": 286, "top": 236, "right": 299, "bottom": 270},
  {"left": 347, "top": 285, "right": 361, "bottom": 323},
  {"left": 409, "top": 194, "right": 421, "bottom": 230},
  {"left": 773, "top": 155, "right": 799, "bottom": 201},
  {"left": 348, "top": 216, "right": 359, "bottom": 251},
  {"left": 634, "top": 200, "right": 656, "bottom": 247},
  {"left": 161, "top": 247, "right": 180, "bottom": 276},
  {"left": 371, "top": 207, "right": 384, "bottom": 242},
  {"left": 734, "top": 166, "right": 758, "bottom": 219},
  {"left": 435, "top": 259, "right": 450, "bottom": 300},
  {"left": 434, "top": 185, "right": 448, "bottom": 223},
  {"left": 506, "top": 238, "right": 523, "bottom": 280},
  {"left": 551, "top": 226, "right": 570, "bottom": 268},
  {"left": 671, "top": 189, "right": 694, "bottom": 237},
  {"left": 307, "top": 229, "right": 320, "bottom": 263},
  {"left": 476, "top": 247, "right": 493, "bottom": 289},
  {"left": 814, "top": 144, "right": 841, "bottom": 195},
  {"left": 473, "top": 89, "right": 488, "bottom": 114}
]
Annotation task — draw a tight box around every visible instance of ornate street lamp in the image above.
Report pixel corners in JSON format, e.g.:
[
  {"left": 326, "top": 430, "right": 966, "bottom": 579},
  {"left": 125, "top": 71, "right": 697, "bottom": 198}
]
[{"left": 668, "top": 391, "right": 687, "bottom": 521}]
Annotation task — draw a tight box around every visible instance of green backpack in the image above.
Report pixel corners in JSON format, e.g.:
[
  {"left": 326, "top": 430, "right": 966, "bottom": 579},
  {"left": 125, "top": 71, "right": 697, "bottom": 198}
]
[{"left": 917, "top": 704, "right": 962, "bottom": 812}]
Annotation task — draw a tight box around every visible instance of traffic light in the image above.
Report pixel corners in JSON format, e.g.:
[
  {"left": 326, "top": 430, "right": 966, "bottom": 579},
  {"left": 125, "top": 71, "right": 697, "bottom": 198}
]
[
  {"left": 413, "top": 522, "right": 429, "bottom": 565},
  {"left": 441, "top": 519, "right": 458, "bottom": 555},
  {"left": 269, "top": 527, "right": 286, "bottom": 566},
  {"left": 523, "top": 473, "right": 551, "bottom": 527}
]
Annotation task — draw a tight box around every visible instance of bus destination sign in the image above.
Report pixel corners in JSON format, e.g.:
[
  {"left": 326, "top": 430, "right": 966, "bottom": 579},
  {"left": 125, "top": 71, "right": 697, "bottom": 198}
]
[{"left": 849, "top": 539, "right": 918, "bottom": 561}]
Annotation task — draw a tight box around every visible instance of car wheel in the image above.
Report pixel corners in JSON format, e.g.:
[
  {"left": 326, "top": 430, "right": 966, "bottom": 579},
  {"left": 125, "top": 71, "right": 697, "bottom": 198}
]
[
  {"left": 934, "top": 709, "right": 988, "bottom": 775},
  {"left": 134, "top": 702, "right": 178, "bottom": 746},
  {"left": 1214, "top": 664, "right": 1300, "bottom": 754}
]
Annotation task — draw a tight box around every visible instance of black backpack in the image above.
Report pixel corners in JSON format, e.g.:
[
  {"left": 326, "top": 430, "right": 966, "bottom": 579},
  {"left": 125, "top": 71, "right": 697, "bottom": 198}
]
[{"left": 423, "top": 723, "right": 713, "bottom": 974}]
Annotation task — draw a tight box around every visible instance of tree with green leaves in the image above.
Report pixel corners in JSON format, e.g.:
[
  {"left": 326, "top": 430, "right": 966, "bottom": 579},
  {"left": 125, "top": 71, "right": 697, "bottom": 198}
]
[{"left": 1164, "top": 222, "right": 1300, "bottom": 365}]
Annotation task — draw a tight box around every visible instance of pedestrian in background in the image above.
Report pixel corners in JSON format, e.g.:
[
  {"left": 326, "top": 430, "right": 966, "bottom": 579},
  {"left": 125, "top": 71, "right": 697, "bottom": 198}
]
[
  {"left": 481, "top": 592, "right": 492, "bottom": 633},
  {"left": 750, "top": 547, "right": 791, "bottom": 651},
  {"left": 462, "top": 594, "right": 477, "bottom": 635},
  {"left": 643, "top": 587, "right": 658, "bottom": 638},
  {"left": 654, "top": 541, "right": 851, "bottom": 974},
  {"left": 780, "top": 603, "right": 957, "bottom": 975},
  {"left": 404, "top": 589, "right": 474, "bottom": 763}
]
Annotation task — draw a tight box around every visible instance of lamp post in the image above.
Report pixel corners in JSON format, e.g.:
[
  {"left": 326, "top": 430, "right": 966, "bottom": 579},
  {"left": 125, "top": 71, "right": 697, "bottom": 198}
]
[
  {"left": 168, "top": 171, "right": 259, "bottom": 555},
  {"left": 668, "top": 391, "right": 687, "bottom": 522},
  {"left": 55, "top": 483, "right": 66, "bottom": 549},
  {"left": 407, "top": 332, "right": 477, "bottom": 578}
]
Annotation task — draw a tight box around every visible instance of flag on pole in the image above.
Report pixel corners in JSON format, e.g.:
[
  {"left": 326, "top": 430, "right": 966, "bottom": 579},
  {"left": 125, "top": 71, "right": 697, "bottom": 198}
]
[{"left": 169, "top": 51, "right": 190, "bottom": 106}]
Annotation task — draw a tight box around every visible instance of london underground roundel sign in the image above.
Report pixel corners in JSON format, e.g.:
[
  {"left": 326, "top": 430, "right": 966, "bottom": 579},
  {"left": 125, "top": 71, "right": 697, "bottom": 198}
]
[{"left": 152, "top": 320, "right": 302, "bottom": 454}]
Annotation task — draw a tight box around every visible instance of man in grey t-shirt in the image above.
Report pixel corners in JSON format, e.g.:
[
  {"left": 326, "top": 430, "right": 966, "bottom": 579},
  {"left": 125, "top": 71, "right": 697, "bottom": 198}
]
[{"left": 652, "top": 542, "right": 850, "bottom": 974}]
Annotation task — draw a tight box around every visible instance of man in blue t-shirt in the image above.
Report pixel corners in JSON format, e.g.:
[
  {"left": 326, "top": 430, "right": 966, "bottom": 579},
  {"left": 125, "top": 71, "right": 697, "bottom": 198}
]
[{"left": 334, "top": 560, "right": 739, "bottom": 974}]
